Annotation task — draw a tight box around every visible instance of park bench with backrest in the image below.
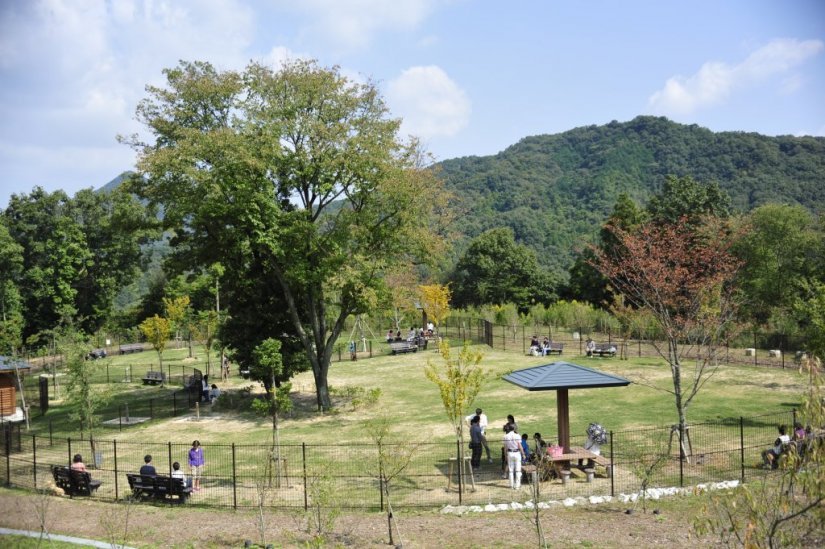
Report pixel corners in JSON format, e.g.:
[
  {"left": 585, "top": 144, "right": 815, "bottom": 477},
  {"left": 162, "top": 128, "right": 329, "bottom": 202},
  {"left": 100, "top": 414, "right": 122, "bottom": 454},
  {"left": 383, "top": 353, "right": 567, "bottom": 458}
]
[
  {"left": 126, "top": 473, "right": 190, "bottom": 503},
  {"left": 87, "top": 348, "right": 107, "bottom": 360},
  {"left": 119, "top": 343, "right": 145, "bottom": 354},
  {"left": 52, "top": 465, "right": 102, "bottom": 497},
  {"left": 142, "top": 371, "right": 165, "bottom": 385},
  {"left": 590, "top": 343, "right": 617, "bottom": 357},
  {"left": 545, "top": 342, "right": 563, "bottom": 355},
  {"left": 389, "top": 341, "right": 418, "bottom": 355}
]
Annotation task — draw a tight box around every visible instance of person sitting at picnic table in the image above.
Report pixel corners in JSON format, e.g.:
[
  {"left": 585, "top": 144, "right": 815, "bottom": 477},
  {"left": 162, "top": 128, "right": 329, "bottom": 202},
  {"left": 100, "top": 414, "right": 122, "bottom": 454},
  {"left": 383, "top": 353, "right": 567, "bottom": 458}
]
[
  {"left": 533, "top": 432, "right": 547, "bottom": 457},
  {"left": 793, "top": 422, "right": 806, "bottom": 441},
  {"left": 469, "top": 415, "right": 484, "bottom": 470},
  {"left": 386, "top": 329, "right": 394, "bottom": 343},
  {"left": 209, "top": 383, "right": 221, "bottom": 403},
  {"left": 521, "top": 433, "right": 531, "bottom": 464},
  {"left": 586, "top": 338, "right": 596, "bottom": 357},
  {"left": 394, "top": 330, "right": 402, "bottom": 341},
  {"left": 541, "top": 337, "right": 551, "bottom": 356},
  {"left": 140, "top": 454, "right": 156, "bottom": 476},
  {"left": 761, "top": 424, "right": 790, "bottom": 469},
  {"left": 71, "top": 453, "right": 88, "bottom": 473}
]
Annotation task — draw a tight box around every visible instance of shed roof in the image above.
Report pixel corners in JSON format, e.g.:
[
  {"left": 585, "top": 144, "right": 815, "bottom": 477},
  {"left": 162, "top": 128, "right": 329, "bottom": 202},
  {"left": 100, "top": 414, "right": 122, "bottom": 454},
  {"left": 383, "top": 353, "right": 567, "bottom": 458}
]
[
  {"left": 502, "top": 361, "right": 631, "bottom": 391},
  {"left": 0, "top": 356, "right": 32, "bottom": 372}
]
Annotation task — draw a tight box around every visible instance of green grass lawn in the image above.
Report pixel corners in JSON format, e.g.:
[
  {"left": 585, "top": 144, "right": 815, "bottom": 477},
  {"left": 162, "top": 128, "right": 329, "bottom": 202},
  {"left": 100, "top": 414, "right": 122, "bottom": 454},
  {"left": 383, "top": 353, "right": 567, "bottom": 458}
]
[{"left": 25, "top": 343, "right": 809, "bottom": 447}]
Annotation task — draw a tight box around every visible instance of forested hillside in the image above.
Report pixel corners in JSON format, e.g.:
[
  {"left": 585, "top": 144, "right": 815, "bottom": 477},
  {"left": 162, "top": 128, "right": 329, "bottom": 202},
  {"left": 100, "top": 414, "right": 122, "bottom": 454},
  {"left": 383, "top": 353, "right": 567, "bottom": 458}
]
[{"left": 437, "top": 116, "right": 825, "bottom": 277}]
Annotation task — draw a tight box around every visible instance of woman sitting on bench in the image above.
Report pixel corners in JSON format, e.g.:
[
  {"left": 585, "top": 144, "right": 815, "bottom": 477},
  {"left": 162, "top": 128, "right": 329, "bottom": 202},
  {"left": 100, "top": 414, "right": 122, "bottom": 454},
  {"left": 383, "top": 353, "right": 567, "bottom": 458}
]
[{"left": 71, "top": 454, "right": 88, "bottom": 473}]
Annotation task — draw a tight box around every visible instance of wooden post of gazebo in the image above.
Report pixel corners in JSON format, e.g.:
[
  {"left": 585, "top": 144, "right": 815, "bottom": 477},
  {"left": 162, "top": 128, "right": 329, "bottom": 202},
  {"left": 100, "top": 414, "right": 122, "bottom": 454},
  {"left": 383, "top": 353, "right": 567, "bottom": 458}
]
[{"left": 557, "top": 388, "right": 570, "bottom": 452}]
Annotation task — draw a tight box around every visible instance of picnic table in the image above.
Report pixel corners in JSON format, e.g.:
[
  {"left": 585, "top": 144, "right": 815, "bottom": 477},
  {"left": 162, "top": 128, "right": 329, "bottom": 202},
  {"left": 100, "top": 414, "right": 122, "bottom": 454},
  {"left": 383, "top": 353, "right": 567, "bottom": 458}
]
[
  {"left": 119, "top": 343, "right": 145, "bottom": 354},
  {"left": 389, "top": 340, "right": 419, "bottom": 355},
  {"left": 142, "top": 371, "right": 165, "bottom": 385},
  {"left": 126, "top": 473, "right": 191, "bottom": 503},
  {"left": 537, "top": 446, "right": 610, "bottom": 484}
]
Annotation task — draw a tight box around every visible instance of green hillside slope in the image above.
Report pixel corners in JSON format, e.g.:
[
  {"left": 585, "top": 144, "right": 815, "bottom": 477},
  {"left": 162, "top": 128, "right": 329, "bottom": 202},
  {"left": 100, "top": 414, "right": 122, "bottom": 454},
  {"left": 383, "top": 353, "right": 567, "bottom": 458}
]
[{"left": 437, "top": 116, "right": 825, "bottom": 276}]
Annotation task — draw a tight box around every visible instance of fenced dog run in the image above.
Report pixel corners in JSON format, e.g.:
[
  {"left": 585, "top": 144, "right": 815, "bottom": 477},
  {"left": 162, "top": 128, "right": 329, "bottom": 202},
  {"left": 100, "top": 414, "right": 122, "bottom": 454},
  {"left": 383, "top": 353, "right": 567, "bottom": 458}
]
[{"left": 0, "top": 410, "right": 797, "bottom": 510}]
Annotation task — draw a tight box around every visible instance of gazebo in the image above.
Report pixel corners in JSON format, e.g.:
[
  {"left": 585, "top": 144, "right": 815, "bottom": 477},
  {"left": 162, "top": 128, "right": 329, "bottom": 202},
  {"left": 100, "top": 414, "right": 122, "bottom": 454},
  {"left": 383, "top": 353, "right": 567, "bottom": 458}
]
[{"left": 502, "top": 361, "right": 630, "bottom": 452}]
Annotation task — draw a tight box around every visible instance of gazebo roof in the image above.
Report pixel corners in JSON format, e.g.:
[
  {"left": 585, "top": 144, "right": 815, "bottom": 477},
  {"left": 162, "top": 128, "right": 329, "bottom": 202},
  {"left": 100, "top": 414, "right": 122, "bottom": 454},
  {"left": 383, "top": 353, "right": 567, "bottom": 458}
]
[
  {"left": 0, "top": 356, "right": 32, "bottom": 373},
  {"left": 502, "top": 361, "right": 631, "bottom": 391}
]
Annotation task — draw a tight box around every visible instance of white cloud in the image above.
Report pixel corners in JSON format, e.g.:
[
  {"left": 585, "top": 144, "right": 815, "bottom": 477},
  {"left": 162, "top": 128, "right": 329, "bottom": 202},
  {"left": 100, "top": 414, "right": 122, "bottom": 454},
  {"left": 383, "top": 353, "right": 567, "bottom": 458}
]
[
  {"left": 649, "top": 38, "right": 824, "bottom": 115},
  {"left": 386, "top": 65, "right": 470, "bottom": 139},
  {"left": 281, "top": 0, "right": 440, "bottom": 50}
]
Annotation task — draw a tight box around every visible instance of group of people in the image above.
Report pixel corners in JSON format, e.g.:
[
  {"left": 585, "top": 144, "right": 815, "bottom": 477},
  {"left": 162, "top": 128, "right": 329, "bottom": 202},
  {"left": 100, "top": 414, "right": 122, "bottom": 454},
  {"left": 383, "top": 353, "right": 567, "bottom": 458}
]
[
  {"left": 761, "top": 422, "right": 814, "bottom": 469},
  {"left": 200, "top": 375, "right": 220, "bottom": 404},
  {"left": 528, "top": 336, "right": 556, "bottom": 357},
  {"left": 139, "top": 440, "right": 206, "bottom": 491},
  {"left": 386, "top": 322, "right": 436, "bottom": 343},
  {"left": 466, "top": 410, "right": 607, "bottom": 490}
]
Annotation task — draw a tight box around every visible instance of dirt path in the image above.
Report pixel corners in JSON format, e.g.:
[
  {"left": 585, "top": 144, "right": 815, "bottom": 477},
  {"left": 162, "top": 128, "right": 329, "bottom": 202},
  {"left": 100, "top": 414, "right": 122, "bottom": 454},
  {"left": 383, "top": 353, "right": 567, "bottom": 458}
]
[{"left": 0, "top": 488, "right": 717, "bottom": 547}]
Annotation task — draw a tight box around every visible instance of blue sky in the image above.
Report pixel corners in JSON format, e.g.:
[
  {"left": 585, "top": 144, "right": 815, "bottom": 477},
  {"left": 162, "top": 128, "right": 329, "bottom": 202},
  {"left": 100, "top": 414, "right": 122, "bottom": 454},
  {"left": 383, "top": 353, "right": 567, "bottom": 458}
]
[{"left": 1, "top": 0, "right": 824, "bottom": 209}]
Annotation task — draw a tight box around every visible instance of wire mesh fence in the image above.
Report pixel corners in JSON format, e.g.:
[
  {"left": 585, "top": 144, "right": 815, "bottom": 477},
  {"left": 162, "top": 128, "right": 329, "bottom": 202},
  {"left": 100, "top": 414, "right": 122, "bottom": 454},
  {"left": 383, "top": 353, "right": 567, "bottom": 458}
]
[{"left": 0, "top": 409, "right": 797, "bottom": 510}]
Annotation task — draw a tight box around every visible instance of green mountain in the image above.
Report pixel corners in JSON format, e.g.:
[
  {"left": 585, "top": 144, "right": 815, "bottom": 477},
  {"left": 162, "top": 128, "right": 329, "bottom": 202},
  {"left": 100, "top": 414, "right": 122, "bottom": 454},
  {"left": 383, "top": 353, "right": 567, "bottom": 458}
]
[{"left": 437, "top": 116, "right": 825, "bottom": 277}]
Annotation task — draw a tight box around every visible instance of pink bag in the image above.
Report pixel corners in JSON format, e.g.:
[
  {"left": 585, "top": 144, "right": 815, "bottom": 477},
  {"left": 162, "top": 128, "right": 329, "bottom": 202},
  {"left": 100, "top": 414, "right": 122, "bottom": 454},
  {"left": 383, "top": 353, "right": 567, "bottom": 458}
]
[{"left": 547, "top": 444, "right": 563, "bottom": 458}]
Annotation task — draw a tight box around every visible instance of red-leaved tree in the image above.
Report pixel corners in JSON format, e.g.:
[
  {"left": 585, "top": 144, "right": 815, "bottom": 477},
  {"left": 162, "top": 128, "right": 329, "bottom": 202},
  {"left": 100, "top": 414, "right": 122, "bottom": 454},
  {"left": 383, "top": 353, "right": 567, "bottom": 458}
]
[{"left": 590, "top": 217, "right": 743, "bottom": 435}]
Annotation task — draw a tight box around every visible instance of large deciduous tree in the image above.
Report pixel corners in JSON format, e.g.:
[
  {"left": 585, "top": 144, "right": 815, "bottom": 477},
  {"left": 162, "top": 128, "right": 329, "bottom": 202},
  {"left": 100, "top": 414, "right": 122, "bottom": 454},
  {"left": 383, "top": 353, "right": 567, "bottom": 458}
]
[
  {"left": 590, "top": 217, "right": 742, "bottom": 434},
  {"left": 0, "top": 220, "right": 24, "bottom": 354},
  {"left": 450, "top": 227, "right": 558, "bottom": 311},
  {"left": 125, "top": 60, "right": 444, "bottom": 410}
]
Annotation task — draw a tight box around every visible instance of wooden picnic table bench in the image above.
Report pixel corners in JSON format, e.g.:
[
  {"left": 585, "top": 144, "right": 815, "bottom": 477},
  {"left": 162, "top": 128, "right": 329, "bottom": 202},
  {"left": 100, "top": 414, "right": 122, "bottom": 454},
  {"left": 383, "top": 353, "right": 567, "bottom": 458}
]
[
  {"left": 119, "top": 343, "right": 145, "bottom": 354},
  {"left": 87, "top": 348, "right": 107, "bottom": 360},
  {"left": 52, "top": 465, "right": 102, "bottom": 498},
  {"left": 142, "top": 371, "right": 165, "bottom": 385},
  {"left": 389, "top": 341, "right": 419, "bottom": 355},
  {"left": 126, "top": 473, "right": 191, "bottom": 503},
  {"left": 545, "top": 342, "right": 563, "bottom": 355}
]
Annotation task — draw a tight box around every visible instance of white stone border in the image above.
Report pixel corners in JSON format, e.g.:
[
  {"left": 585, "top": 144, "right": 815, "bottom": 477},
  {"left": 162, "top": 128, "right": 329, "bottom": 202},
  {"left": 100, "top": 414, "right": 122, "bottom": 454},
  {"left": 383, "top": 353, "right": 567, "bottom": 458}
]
[{"left": 440, "top": 480, "right": 740, "bottom": 514}]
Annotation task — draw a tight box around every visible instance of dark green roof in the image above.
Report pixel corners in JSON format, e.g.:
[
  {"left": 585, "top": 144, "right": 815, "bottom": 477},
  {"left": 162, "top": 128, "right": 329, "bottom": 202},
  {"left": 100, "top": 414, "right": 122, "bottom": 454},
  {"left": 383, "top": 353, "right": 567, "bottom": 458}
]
[{"left": 502, "top": 361, "right": 630, "bottom": 391}]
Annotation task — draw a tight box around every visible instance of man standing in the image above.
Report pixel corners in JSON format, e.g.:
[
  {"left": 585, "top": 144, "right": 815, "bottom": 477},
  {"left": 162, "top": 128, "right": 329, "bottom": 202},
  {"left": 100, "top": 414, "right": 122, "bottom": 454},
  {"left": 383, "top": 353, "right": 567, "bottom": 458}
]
[
  {"left": 503, "top": 424, "right": 524, "bottom": 489},
  {"left": 465, "top": 407, "right": 492, "bottom": 463}
]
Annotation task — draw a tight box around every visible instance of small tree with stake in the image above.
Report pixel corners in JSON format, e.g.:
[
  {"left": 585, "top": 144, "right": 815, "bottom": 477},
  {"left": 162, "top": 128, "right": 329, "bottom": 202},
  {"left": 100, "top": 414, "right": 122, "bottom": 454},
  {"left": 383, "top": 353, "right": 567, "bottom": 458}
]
[
  {"left": 425, "top": 340, "right": 485, "bottom": 491},
  {"left": 251, "top": 338, "right": 293, "bottom": 488},
  {"left": 363, "top": 414, "right": 419, "bottom": 547},
  {"left": 139, "top": 314, "right": 171, "bottom": 381}
]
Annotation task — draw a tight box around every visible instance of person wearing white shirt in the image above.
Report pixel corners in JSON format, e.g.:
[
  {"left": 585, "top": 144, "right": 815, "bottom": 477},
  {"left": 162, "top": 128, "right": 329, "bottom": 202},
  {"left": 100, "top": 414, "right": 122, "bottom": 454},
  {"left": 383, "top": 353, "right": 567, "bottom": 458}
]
[
  {"left": 503, "top": 424, "right": 524, "bottom": 489},
  {"left": 465, "top": 407, "right": 492, "bottom": 463}
]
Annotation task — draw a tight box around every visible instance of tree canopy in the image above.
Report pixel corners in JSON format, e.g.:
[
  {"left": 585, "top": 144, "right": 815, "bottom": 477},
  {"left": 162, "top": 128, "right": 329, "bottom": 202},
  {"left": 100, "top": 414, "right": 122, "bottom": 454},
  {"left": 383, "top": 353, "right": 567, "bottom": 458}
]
[{"left": 126, "top": 59, "right": 447, "bottom": 410}]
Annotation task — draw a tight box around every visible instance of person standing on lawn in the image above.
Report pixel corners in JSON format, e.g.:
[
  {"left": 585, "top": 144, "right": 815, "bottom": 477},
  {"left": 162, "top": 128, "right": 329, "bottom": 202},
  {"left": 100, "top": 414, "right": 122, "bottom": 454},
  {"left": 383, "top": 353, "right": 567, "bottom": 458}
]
[
  {"left": 469, "top": 415, "right": 483, "bottom": 470},
  {"left": 465, "top": 407, "right": 492, "bottom": 463},
  {"left": 503, "top": 423, "right": 524, "bottom": 489},
  {"left": 189, "top": 440, "right": 205, "bottom": 491}
]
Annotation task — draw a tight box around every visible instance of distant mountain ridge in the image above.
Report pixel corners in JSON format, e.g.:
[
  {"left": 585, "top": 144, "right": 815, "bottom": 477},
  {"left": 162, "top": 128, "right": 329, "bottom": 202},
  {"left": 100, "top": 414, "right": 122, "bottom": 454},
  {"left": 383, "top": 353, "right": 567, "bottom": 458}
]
[{"left": 436, "top": 115, "right": 825, "bottom": 276}]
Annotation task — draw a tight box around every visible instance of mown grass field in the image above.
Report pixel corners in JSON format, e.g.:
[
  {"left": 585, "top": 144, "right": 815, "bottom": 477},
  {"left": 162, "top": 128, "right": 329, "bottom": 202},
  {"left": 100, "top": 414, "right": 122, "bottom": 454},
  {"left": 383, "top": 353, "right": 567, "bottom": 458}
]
[{"left": 25, "top": 341, "right": 808, "bottom": 446}]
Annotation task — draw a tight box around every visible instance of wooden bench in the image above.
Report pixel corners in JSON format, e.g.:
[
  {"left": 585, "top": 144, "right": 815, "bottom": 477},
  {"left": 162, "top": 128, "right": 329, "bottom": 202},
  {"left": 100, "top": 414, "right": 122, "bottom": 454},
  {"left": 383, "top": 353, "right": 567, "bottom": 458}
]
[
  {"left": 142, "top": 371, "right": 166, "bottom": 385},
  {"left": 52, "top": 465, "right": 102, "bottom": 498},
  {"left": 119, "top": 343, "right": 145, "bottom": 355},
  {"left": 545, "top": 342, "right": 563, "bottom": 355},
  {"left": 389, "top": 341, "right": 418, "bottom": 355},
  {"left": 126, "top": 473, "right": 191, "bottom": 503},
  {"left": 589, "top": 343, "right": 617, "bottom": 357}
]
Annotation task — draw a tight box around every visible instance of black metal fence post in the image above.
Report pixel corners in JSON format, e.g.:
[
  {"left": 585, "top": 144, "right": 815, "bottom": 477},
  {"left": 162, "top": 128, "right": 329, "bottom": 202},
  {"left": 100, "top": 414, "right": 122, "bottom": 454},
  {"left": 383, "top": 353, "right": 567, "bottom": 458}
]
[
  {"left": 173, "top": 392, "right": 177, "bottom": 417},
  {"left": 67, "top": 438, "right": 72, "bottom": 466},
  {"left": 609, "top": 431, "right": 615, "bottom": 497},
  {"left": 119, "top": 406, "right": 122, "bottom": 432},
  {"left": 739, "top": 417, "right": 745, "bottom": 484},
  {"left": 4, "top": 427, "right": 9, "bottom": 486},
  {"left": 232, "top": 443, "right": 237, "bottom": 510},
  {"left": 150, "top": 399, "right": 153, "bottom": 420},
  {"left": 113, "top": 439, "right": 119, "bottom": 501},
  {"left": 302, "top": 443, "right": 308, "bottom": 511},
  {"left": 106, "top": 363, "right": 110, "bottom": 383},
  {"left": 49, "top": 421, "right": 53, "bottom": 446},
  {"left": 32, "top": 434, "right": 36, "bottom": 488},
  {"left": 378, "top": 441, "right": 384, "bottom": 511}
]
